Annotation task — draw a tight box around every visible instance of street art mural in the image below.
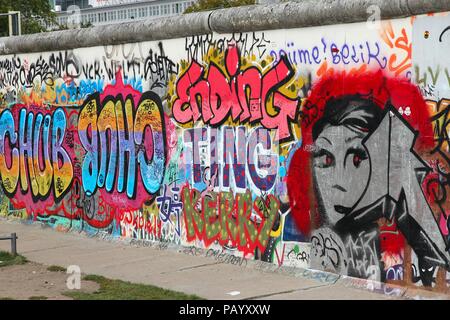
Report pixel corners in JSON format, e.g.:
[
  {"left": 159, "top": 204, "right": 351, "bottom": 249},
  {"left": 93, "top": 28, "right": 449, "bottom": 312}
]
[
  {"left": 287, "top": 71, "right": 449, "bottom": 286},
  {"left": 0, "top": 12, "right": 449, "bottom": 293}
]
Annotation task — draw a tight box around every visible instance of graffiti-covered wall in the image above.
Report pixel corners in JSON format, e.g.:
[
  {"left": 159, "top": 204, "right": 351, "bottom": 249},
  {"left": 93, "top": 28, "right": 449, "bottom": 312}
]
[{"left": 0, "top": 9, "right": 449, "bottom": 293}]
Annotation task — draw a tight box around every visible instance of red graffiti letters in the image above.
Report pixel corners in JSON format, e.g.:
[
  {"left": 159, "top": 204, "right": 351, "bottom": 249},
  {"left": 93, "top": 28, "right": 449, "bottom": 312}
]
[{"left": 172, "top": 45, "right": 300, "bottom": 141}]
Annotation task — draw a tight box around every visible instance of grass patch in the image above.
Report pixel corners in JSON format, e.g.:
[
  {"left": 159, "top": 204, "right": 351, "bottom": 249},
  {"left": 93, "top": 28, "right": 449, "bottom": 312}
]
[
  {"left": 0, "top": 250, "right": 27, "bottom": 267},
  {"left": 64, "top": 274, "right": 204, "bottom": 300},
  {"left": 29, "top": 296, "right": 48, "bottom": 300},
  {"left": 47, "top": 265, "right": 67, "bottom": 272},
  {"left": 0, "top": 297, "right": 14, "bottom": 300}
]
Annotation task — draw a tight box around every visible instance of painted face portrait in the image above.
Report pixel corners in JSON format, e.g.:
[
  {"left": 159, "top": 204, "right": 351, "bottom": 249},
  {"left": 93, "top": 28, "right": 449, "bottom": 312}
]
[
  {"left": 287, "top": 71, "right": 437, "bottom": 238},
  {"left": 287, "top": 71, "right": 450, "bottom": 285},
  {"left": 311, "top": 97, "right": 382, "bottom": 227}
]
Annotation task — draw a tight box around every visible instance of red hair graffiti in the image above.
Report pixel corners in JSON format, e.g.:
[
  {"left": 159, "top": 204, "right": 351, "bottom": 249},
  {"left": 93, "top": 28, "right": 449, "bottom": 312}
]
[{"left": 287, "top": 70, "right": 435, "bottom": 236}]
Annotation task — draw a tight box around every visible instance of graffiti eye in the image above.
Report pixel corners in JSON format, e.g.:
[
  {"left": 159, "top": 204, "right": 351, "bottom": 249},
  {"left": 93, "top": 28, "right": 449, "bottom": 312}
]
[
  {"left": 313, "top": 149, "right": 335, "bottom": 168},
  {"left": 345, "top": 148, "right": 368, "bottom": 169},
  {"left": 325, "top": 154, "right": 333, "bottom": 166},
  {"left": 353, "top": 154, "right": 362, "bottom": 168}
]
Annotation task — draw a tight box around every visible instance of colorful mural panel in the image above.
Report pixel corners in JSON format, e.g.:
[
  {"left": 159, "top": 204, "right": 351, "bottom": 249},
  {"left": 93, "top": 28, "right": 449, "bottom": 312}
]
[{"left": 0, "top": 12, "right": 449, "bottom": 293}]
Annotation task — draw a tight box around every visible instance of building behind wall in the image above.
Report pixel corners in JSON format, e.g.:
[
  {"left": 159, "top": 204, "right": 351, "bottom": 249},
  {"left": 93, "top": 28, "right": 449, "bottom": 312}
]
[
  {"left": 55, "top": 0, "right": 91, "bottom": 11},
  {"left": 52, "top": 0, "right": 197, "bottom": 28}
]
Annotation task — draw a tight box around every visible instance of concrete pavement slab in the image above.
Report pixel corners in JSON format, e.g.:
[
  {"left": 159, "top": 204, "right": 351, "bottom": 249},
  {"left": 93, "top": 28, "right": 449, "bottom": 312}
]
[{"left": 1, "top": 219, "right": 446, "bottom": 300}]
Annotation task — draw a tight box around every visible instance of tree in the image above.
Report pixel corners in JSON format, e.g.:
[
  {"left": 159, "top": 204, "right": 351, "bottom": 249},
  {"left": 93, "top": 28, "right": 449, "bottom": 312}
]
[
  {"left": 0, "top": 0, "right": 56, "bottom": 36},
  {"left": 184, "top": 0, "right": 256, "bottom": 13}
]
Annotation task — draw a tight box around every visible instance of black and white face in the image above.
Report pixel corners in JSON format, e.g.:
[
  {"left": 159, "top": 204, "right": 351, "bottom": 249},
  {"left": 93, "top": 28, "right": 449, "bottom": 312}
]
[{"left": 312, "top": 124, "right": 371, "bottom": 226}]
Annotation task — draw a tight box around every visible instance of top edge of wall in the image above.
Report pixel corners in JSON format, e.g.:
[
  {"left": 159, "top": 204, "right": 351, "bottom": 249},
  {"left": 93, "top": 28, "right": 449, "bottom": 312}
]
[{"left": 0, "top": 0, "right": 449, "bottom": 55}]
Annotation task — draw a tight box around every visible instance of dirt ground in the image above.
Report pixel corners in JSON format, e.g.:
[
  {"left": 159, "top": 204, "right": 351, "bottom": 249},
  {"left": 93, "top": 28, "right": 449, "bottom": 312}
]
[{"left": 0, "top": 262, "right": 100, "bottom": 300}]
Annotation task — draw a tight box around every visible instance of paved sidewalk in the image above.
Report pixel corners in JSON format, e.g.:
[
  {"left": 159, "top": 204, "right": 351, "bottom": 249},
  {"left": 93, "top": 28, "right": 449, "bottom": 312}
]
[{"left": 0, "top": 219, "right": 448, "bottom": 300}]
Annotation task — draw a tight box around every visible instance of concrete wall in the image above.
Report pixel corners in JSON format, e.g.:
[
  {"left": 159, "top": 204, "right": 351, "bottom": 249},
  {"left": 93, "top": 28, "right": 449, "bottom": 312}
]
[{"left": 0, "top": 1, "right": 449, "bottom": 293}]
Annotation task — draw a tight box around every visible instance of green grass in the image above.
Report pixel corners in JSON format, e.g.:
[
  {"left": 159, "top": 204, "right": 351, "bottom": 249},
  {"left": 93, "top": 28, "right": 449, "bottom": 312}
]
[
  {"left": 63, "top": 275, "right": 204, "bottom": 300},
  {"left": 29, "top": 296, "right": 48, "bottom": 300},
  {"left": 0, "top": 250, "right": 27, "bottom": 267},
  {"left": 47, "top": 265, "right": 67, "bottom": 272}
]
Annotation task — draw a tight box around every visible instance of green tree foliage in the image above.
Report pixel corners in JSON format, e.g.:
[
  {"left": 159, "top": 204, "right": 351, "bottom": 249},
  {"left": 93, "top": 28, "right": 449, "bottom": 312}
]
[
  {"left": 184, "top": 0, "right": 256, "bottom": 13},
  {"left": 0, "top": 0, "right": 56, "bottom": 36}
]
